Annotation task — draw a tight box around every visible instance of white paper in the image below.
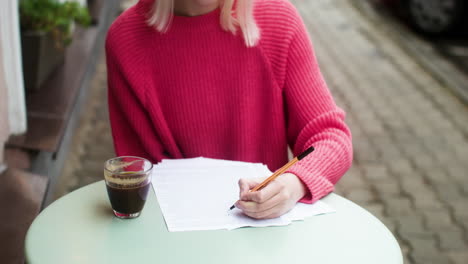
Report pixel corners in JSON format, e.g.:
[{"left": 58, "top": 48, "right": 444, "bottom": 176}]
[{"left": 151, "top": 157, "right": 335, "bottom": 232}]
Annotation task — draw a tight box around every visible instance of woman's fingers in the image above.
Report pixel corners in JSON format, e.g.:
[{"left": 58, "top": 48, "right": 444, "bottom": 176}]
[
  {"left": 236, "top": 190, "right": 286, "bottom": 215},
  {"left": 240, "top": 196, "right": 293, "bottom": 219},
  {"left": 237, "top": 178, "right": 263, "bottom": 196},
  {"left": 235, "top": 173, "right": 307, "bottom": 219},
  {"left": 239, "top": 179, "right": 284, "bottom": 203}
]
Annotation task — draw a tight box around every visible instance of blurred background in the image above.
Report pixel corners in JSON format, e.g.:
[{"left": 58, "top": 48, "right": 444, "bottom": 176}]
[{"left": 0, "top": 0, "right": 467, "bottom": 263}]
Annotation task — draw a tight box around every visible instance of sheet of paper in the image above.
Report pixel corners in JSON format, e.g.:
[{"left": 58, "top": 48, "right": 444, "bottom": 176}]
[{"left": 151, "top": 157, "right": 335, "bottom": 232}]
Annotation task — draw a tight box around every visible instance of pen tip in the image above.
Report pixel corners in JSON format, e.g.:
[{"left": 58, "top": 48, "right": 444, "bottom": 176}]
[{"left": 229, "top": 205, "right": 235, "bottom": 210}]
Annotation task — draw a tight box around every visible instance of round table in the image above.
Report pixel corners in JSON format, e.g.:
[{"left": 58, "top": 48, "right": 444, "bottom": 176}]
[{"left": 26, "top": 181, "right": 403, "bottom": 264}]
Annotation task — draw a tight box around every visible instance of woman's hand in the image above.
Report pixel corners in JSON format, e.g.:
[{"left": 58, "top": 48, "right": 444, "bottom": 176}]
[{"left": 235, "top": 173, "right": 307, "bottom": 219}]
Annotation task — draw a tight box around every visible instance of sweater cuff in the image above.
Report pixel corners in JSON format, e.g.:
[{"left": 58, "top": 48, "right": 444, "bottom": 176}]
[{"left": 286, "top": 162, "right": 334, "bottom": 204}]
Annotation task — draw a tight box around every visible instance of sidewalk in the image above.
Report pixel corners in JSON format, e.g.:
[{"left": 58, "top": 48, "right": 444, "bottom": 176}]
[{"left": 55, "top": 1, "right": 468, "bottom": 263}]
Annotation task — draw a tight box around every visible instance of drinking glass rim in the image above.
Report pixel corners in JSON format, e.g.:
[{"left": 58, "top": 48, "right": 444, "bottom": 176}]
[{"left": 104, "top": 156, "right": 153, "bottom": 175}]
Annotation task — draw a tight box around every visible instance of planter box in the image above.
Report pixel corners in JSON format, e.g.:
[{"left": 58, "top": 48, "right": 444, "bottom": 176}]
[{"left": 21, "top": 31, "right": 65, "bottom": 91}]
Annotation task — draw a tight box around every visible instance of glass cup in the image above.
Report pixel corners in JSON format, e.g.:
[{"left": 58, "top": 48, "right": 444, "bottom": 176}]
[{"left": 104, "top": 156, "right": 153, "bottom": 219}]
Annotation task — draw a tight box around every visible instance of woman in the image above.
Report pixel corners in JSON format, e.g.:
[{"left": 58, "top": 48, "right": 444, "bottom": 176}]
[{"left": 106, "top": 0, "right": 353, "bottom": 219}]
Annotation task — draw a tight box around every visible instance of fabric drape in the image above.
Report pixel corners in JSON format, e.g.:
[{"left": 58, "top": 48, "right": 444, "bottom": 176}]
[
  {"left": 0, "top": 30, "right": 9, "bottom": 163},
  {"left": 0, "top": 0, "right": 27, "bottom": 135}
]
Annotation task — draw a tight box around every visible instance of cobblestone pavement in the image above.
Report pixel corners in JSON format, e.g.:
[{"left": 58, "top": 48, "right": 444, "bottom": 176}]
[{"left": 55, "top": 1, "right": 468, "bottom": 263}]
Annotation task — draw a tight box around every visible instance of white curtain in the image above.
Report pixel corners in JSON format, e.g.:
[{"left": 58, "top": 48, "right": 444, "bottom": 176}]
[
  {"left": 0, "top": 30, "right": 9, "bottom": 164},
  {"left": 0, "top": 0, "right": 27, "bottom": 135}
]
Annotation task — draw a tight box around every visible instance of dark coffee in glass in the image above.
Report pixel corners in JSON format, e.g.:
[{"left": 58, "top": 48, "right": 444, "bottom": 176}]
[
  {"left": 104, "top": 157, "right": 153, "bottom": 219},
  {"left": 106, "top": 181, "right": 151, "bottom": 215}
]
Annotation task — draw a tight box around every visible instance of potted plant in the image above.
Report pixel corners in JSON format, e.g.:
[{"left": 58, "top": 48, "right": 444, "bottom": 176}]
[{"left": 20, "top": 0, "right": 91, "bottom": 91}]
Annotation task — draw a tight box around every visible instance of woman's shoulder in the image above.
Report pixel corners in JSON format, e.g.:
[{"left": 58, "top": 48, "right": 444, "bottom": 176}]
[
  {"left": 253, "top": 0, "right": 304, "bottom": 44},
  {"left": 254, "top": 0, "right": 302, "bottom": 26},
  {"left": 254, "top": 0, "right": 305, "bottom": 48},
  {"left": 253, "top": 0, "right": 308, "bottom": 87},
  {"left": 106, "top": 5, "right": 153, "bottom": 55},
  {"left": 254, "top": 0, "right": 297, "bottom": 11}
]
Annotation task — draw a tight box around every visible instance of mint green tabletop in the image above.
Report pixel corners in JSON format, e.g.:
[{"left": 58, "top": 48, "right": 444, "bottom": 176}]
[{"left": 25, "top": 181, "right": 402, "bottom": 264}]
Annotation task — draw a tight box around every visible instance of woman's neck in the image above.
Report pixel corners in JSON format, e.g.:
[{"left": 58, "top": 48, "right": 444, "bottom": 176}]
[{"left": 173, "top": 0, "right": 219, "bottom": 16}]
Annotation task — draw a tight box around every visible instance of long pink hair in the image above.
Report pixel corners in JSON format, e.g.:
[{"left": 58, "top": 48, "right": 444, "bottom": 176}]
[{"left": 147, "top": 0, "right": 260, "bottom": 46}]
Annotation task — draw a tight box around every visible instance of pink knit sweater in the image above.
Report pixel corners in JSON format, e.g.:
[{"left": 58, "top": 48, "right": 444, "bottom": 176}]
[{"left": 106, "top": 0, "right": 353, "bottom": 203}]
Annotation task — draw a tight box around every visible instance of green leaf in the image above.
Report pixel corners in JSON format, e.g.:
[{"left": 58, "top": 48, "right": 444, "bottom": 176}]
[{"left": 19, "top": 0, "right": 92, "bottom": 47}]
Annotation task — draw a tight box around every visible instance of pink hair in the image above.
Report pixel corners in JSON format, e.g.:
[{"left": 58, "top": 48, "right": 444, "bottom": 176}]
[{"left": 147, "top": 0, "right": 260, "bottom": 46}]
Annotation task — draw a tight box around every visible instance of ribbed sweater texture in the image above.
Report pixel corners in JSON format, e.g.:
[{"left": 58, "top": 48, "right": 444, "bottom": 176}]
[{"left": 106, "top": 0, "right": 353, "bottom": 203}]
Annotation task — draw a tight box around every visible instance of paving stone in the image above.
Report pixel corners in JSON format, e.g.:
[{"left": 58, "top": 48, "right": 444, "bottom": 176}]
[
  {"left": 372, "top": 181, "right": 401, "bottom": 199},
  {"left": 402, "top": 254, "right": 413, "bottom": 264},
  {"left": 336, "top": 166, "right": 366, "bottom": 189},
  {"left": 361, "top": 203, "right": 385, "bottom": 220},
  {"left": 410, "top": 253, "right": 453, "bottom": 264},
  {"left": 420, "top": 166, "right": 448, "bottom": 185},
  {"left": 432, "top": 147, "right": 458, "bottom": 165},
  {"left": 371, "top": 138, "right": 404, "bottom": 163},
  {"left": 433, "top": 184, "right": 466, "bottom": 203},
  {"left": 384, "top": 197, "right": 413, "bottom": 216},
  {"left": 437, "top": 229, "right": 467, "bottom": 251},
  {"left": 411, "top": 153, "right": 438, "bottom": 172},
  {"left": 378, "top": 216, "right": 398, "bottom": 235},
  {"left": 446, "top": 165, "right": 468, "bottom": 185},
  {"left": 448, "top": 251, "right": 468, "bottom": 264},
  {"left": 362, "top": 163, "right": 391, "bottom": 182},
  {"left": 423, "top": 210, "right": 455, "bottom": 231},
  {"left": 396, "top": 215, "right": 431, "bottom": 240},
  {"left": 363, "top": 125, "right": 386, "bottom": 136},
  {"left": 78, "top": 160, "right": 104, "bottom": 174},
  {"left": 398, "top": 243, "right": 413, "bottom": 264},
  {"left": 345, "top": 188, "right": 376, "bottom": 205},
  {"left": 353, "top": 139, "right": 380, "bottom": 163},
  {"left": 400, "top": 140, "right": 427, "bottom": 159},
  {"left": 387, "top": 159, "right": 414, "bottom": 178},
  {"left": 450, "top": 202, "right": 468, "bottom": 237},
  {"left": 82, "top": 144, "right": 114, "bottom": 163},
  {"left": 391, "top": 130, "right": 414, "bottom": 144},
  {"left": 378, "top": 145, "right": 404, "bottom": 163},
  {"left": 450, "top": 201, "right": 468, "bottom": 220},
  {"left": 433, "top": 119, "right": 456, "bottom": 133},
  {"left": 409, "top": 237, "right": 452, "bottom": 264},
  {"left": 412, "top": 195, "right": 446, "bottom": 212},
  {"left": 333, "top": 186, "right": 347, "bottom": 197},
  {"left": 399, "top": 175, "right": 441, "bottom": 208},
  {"left": 453, "top": 218, "right": 468, "bottom": 242},
  {"left": 398, "top": 169, "right": 426, "bottom": 185}
]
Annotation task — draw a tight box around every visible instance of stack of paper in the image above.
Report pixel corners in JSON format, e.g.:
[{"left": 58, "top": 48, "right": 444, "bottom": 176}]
[{"left": 151, "top": 157, "right": 335, "bottom": 232}]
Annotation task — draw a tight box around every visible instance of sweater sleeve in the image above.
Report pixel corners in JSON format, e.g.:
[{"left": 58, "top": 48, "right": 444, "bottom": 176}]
[
  {"left": 106, "top": 39, "right": 167, "bottom": 163},
  {"left": 283, "top": 13, "right": 353, "bottom": 204}
]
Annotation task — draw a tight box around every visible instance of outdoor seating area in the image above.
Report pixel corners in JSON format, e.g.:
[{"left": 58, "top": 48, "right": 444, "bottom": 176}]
[{"left": 1, "top": 0, "right": 468, "bottom": 263}]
